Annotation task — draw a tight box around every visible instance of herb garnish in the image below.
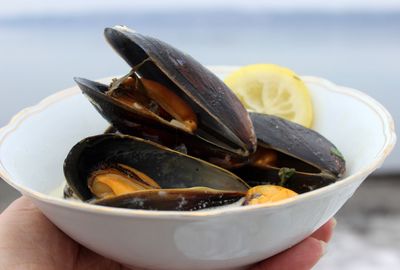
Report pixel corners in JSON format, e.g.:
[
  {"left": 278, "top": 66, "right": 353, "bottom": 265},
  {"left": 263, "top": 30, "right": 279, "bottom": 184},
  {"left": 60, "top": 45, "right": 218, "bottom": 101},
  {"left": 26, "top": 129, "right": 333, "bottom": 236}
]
[{"left": 278, "top": 167, "right": 296, "bottom": 186}]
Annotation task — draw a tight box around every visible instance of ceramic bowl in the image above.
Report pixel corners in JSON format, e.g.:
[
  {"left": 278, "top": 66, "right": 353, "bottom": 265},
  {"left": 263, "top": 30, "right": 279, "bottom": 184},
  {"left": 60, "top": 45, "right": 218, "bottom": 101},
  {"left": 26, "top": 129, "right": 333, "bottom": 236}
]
[{"left": 0, "top": 67, "right": 396, "bottom": 270}]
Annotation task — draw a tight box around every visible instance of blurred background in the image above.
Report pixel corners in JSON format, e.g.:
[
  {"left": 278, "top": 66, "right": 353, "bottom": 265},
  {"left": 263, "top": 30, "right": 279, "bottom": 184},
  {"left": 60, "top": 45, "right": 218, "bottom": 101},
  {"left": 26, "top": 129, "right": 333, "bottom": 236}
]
[{"left": 0, "top": 0, "right": 399, "bottom": 269}]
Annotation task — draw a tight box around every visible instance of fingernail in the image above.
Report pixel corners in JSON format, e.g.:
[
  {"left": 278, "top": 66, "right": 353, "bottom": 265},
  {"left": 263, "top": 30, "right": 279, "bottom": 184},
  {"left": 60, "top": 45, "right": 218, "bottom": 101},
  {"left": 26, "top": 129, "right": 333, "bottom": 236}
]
[
  {"left": 319, "top": 240, "right": 328, "bottom": 257},
  {"left": 332, "top": 217, "right": 337, "bottom": 229}
]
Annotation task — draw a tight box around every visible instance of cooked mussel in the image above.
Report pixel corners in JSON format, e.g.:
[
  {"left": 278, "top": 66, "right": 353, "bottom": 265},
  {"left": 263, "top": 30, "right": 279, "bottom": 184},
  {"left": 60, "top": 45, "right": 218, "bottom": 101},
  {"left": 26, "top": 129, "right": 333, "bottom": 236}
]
[
  {"left": 244, "top": 185, "right": 298, "bottom": 206},
  {"left": 63, "top": 134, "right": 249, "bottom": 208},
  {"left": 74, "top": 26, "right": 256, "bottom": 167},
  {"left": 232, "top": 113, "right": 346, "bottom": 193}
]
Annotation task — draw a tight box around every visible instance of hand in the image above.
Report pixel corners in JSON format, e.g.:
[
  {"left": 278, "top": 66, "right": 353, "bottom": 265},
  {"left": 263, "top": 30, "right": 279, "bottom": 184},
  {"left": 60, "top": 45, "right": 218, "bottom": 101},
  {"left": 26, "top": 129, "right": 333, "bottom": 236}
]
[{"left": 0, "top": 197, "right": 335, "bottom": 270}]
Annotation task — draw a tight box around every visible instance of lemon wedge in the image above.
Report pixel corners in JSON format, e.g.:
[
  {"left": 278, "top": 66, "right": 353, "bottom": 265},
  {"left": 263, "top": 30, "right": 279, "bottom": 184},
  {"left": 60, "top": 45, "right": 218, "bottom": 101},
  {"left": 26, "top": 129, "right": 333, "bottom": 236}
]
[{"left": 224, "top": 64, "right": 313, "bottom": 128}]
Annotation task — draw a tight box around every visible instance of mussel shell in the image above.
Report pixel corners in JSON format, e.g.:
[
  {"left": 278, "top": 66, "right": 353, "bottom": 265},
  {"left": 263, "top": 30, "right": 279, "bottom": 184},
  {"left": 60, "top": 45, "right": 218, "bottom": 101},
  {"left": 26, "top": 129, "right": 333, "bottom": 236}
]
[
  {"left": 102, "top": 26, "right": 256, "bottom": 156},
  {"left": 74, "top": 78, "right": 249, "bottom": 169},
  {"left": 232, "top": 166, "right": 336, "bottom": 194},
  {"left": 94, "top": 187, "right": 245, "bottom": 211},
  {"left": 233, "top": 113, "right": 345, "bottom": 193},
  {"left": 63, "top": 134, "right": 249, "bottom": 201},
  {"left": 250, "top": 113, "right": 345, "bottom": 177},
  {"left": 74, "top": 77, "right": 174, "bottom": 134}
]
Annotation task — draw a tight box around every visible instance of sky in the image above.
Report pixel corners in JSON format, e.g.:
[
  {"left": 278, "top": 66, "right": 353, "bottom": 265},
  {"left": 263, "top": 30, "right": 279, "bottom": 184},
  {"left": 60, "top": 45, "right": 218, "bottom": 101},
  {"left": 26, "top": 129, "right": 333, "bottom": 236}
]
[{"left": 1, "top": 0, "right": 400, "bottom": 18}]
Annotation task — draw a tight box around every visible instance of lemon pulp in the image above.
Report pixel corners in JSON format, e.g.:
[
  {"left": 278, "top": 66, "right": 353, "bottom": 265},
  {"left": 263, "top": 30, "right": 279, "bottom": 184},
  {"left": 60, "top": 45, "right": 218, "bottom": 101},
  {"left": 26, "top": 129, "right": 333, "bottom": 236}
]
[{"left": 224, "top": 64, "right": 313, "bottom": 128}]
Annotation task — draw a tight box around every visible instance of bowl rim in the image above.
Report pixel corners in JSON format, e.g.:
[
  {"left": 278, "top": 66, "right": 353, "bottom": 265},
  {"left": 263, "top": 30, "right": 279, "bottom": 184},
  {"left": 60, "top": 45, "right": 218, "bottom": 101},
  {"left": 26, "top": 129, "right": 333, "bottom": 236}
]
[{"left": 0, "top": 66, "right": 396, "bottom": 219}]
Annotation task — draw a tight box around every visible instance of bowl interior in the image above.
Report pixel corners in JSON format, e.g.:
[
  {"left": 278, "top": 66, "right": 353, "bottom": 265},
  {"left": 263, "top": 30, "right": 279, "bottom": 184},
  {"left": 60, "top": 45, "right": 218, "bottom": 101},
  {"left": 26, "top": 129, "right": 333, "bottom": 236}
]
[{"left": 0, "top": 68, "right": 394, "bottom": 201}]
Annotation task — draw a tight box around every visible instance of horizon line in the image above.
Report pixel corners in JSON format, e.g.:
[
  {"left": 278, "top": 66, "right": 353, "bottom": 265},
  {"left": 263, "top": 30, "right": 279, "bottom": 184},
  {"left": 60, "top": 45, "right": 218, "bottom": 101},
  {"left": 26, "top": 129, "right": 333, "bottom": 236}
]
[{"left": 2, "top": 8, "right": 400, "bottom": 21}]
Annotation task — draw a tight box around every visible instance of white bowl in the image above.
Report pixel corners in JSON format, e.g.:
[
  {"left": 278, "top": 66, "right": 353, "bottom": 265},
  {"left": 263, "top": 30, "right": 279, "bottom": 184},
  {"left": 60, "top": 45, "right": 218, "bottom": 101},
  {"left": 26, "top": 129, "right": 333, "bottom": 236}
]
[{"left": 0, "top": 66, "right": 396, "bottom": 270}]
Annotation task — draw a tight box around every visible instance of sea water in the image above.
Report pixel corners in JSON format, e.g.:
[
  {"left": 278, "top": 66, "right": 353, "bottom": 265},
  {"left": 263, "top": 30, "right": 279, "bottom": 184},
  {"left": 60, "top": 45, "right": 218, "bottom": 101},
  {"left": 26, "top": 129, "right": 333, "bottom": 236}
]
[{"left": 1, "top": 11, "right": 399, "bottom": 171}]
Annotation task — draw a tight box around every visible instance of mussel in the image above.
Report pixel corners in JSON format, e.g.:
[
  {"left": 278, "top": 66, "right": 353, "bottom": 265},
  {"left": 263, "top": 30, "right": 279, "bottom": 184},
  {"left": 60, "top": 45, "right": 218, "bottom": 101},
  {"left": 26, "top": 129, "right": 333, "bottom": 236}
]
[
  {"left": 232, "top": 113, "right": 346, "bottom": 193},
  {"left": 64, "top": 134, "right": 248, "bottom": 210},
  {"left": 74, "top": 26, "right": 256, "bottom": 168}
]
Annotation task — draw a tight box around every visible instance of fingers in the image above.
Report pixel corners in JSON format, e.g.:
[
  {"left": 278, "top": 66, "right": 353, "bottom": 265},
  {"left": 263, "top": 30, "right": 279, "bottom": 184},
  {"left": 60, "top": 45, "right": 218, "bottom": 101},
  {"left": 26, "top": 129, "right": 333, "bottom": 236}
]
[
  {"left": 252, "top": 237, "right": 326, "bottom": 270},
  {"left": 310, "top": 218, "right": 336, "bottom": 243},
  {"left": 0, "top": 196, "right": 41, "bottom": 220},
  {"left": 2, "top": 196, "right": 36, "bottom": 212},
  {"left": 0, "top": 196, "right": 78, "bottom": 270},
  {"left": 252, "top": 218, "right": 336, "bottom": 270}
]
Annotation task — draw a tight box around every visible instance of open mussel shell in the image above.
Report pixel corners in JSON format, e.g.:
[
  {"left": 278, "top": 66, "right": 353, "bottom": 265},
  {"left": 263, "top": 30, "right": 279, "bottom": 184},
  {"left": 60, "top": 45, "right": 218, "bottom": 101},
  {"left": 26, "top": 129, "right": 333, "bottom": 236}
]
[
  {"left": 74, "top": 77, "right": 170, "bottom": 136},
  {"left": 233, "top": 113, "right": 346, "bottom": 193},
  {"left": 73, "top": 78, "right": 249, "bottom": 168},
  {"left": 63, "top": 134, "right": 249, "bottom": 201},
  {"left": 94, "top": 187, "right": 245, "bottom": 211},
  {"left": 74, "top": 26, "right": 256, "bottom": 160},
  {"left": 105, "top": 26, "right": 256, "bottom": 154}
]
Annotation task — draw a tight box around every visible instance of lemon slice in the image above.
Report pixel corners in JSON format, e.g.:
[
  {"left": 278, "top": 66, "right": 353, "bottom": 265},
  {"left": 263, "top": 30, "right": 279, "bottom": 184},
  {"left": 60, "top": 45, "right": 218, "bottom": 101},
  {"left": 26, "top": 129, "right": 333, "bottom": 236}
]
[{"left": 224, "top": 64, "right": 313, "bottom": 128}]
